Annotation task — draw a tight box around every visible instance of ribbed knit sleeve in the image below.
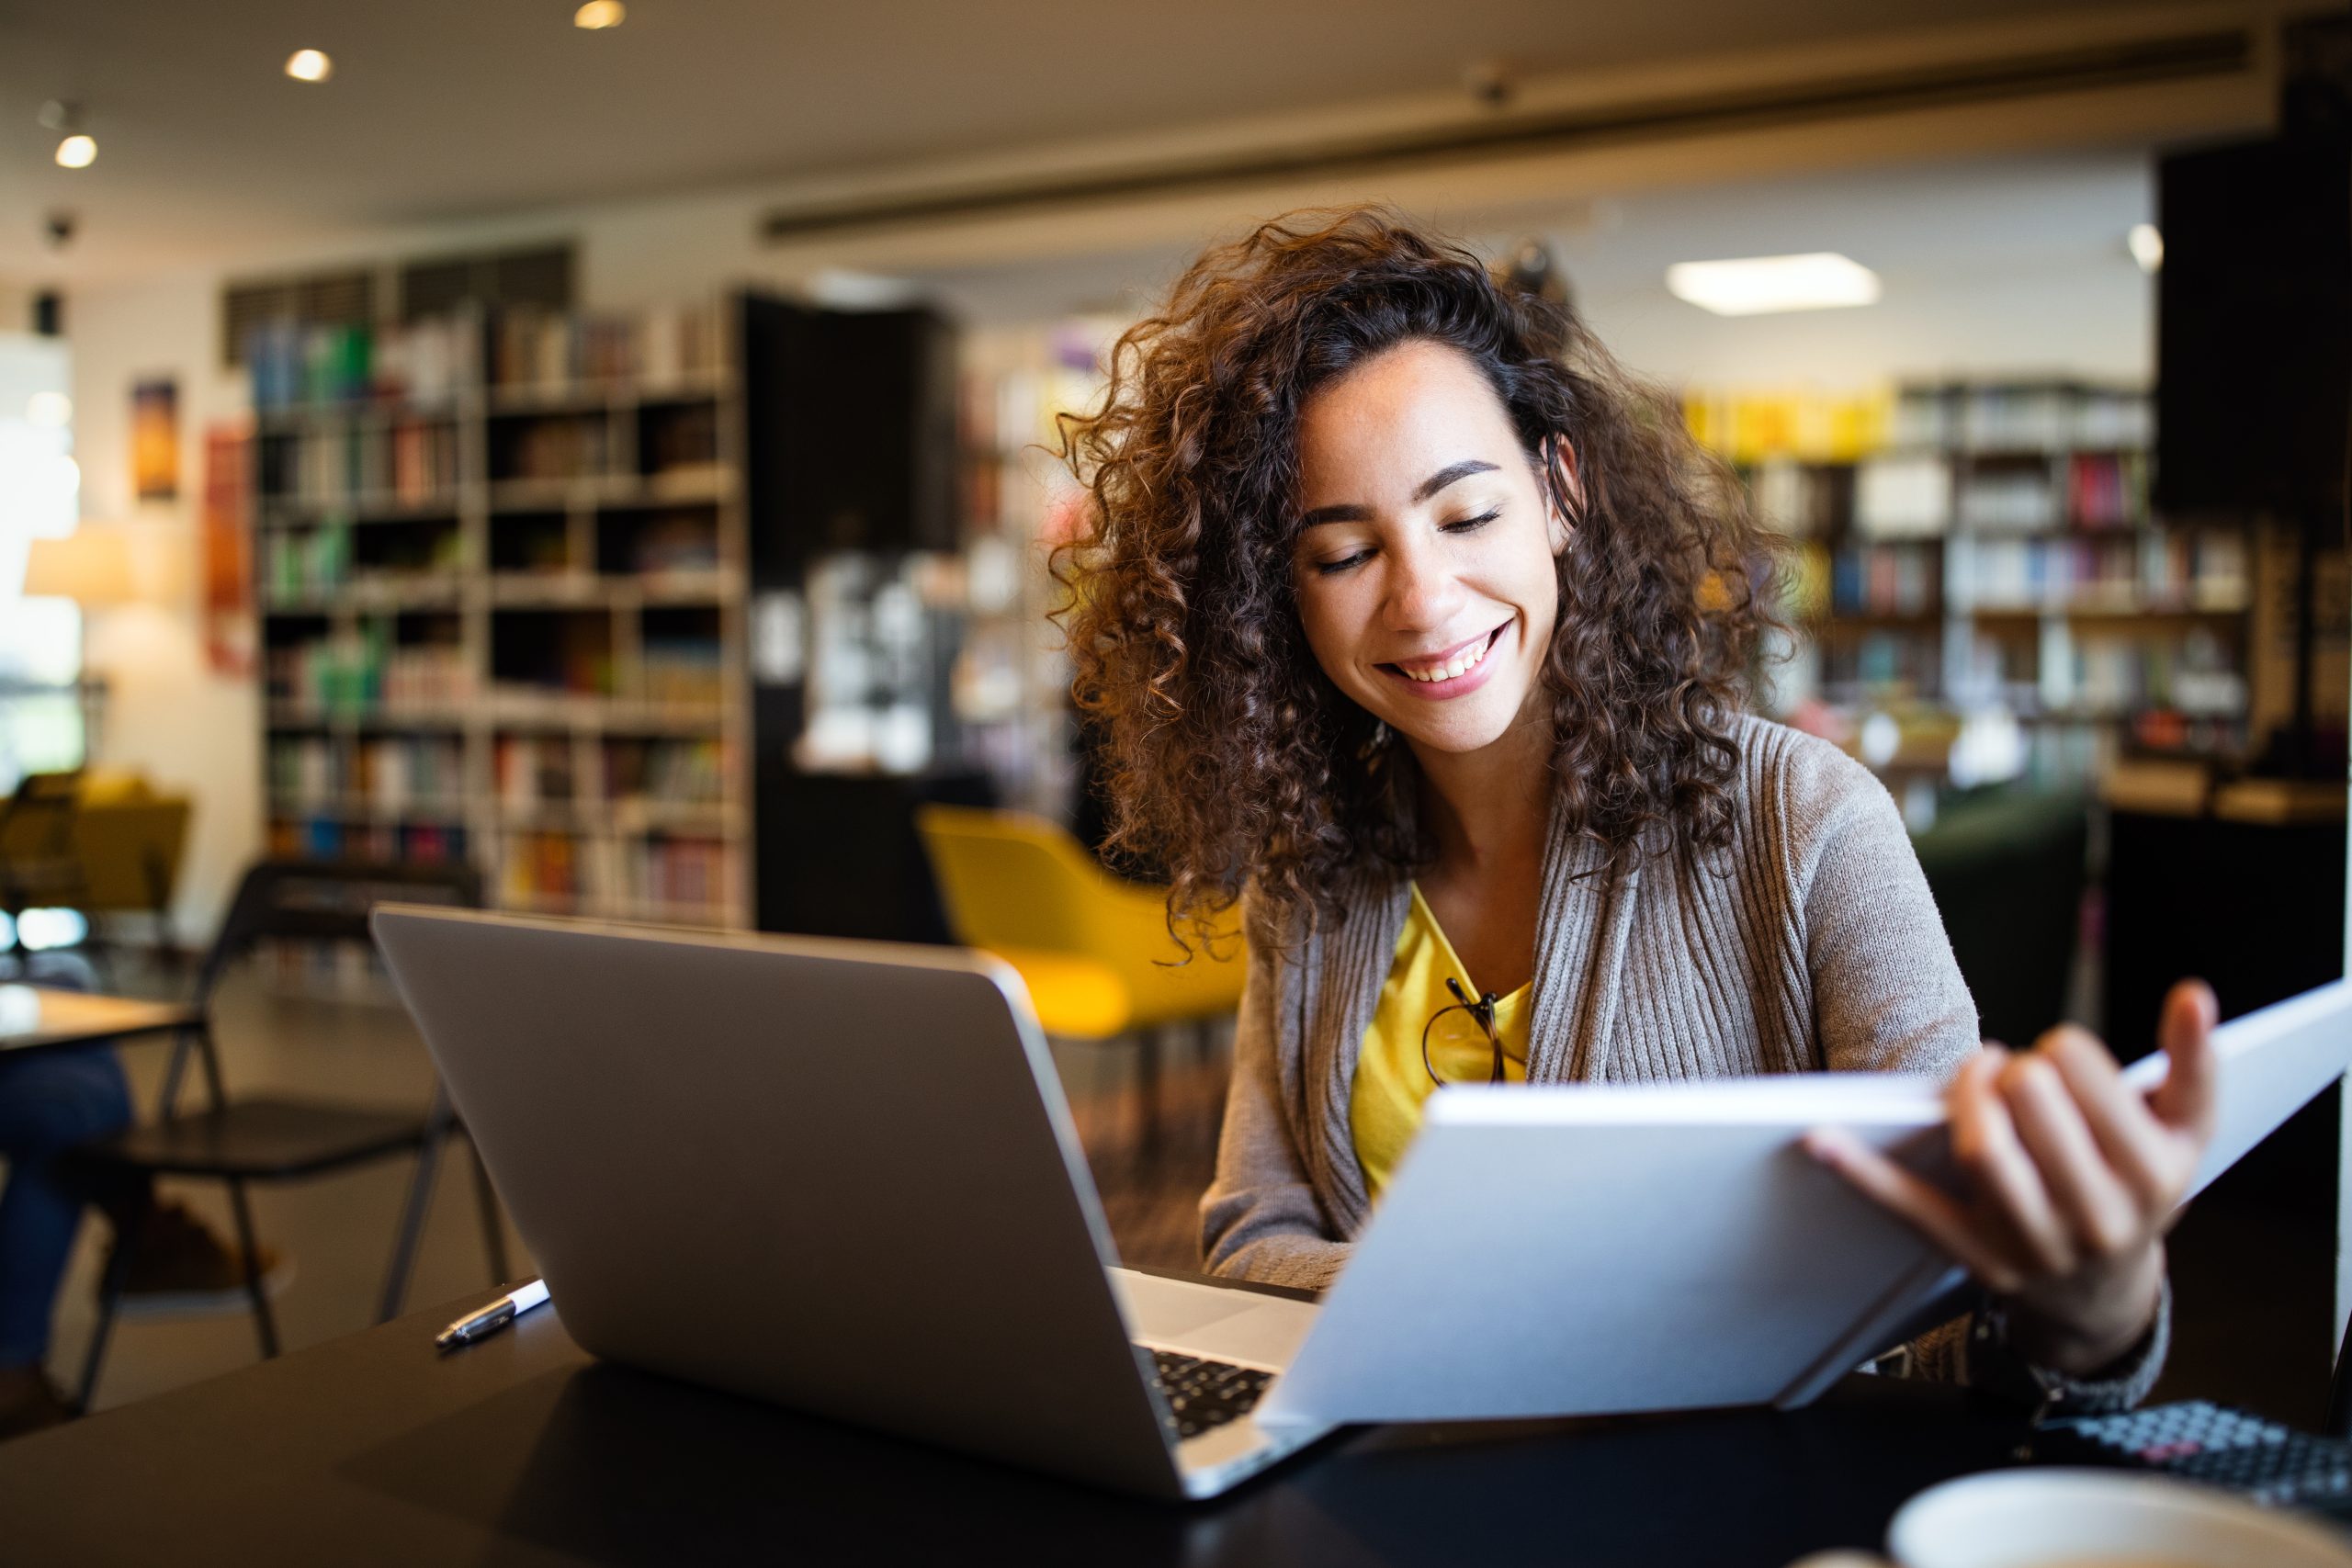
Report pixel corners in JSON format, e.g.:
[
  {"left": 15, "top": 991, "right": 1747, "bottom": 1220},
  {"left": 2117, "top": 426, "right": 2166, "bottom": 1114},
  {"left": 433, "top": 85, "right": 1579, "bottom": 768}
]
[
  {"left": 1199, "top": 903, "right": 1353, "bottom": 1291},
  {"left": 1763, "top": 723, "right": 2170, "bottom": 1411},
  {"left": 1768, "top": 725, "right": 1979, "bottom": 1081}
]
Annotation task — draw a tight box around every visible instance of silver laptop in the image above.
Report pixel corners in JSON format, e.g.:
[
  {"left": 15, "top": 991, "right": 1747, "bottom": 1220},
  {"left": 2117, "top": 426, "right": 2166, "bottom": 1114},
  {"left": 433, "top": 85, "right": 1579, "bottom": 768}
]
[{"left": 372, "top": 905, "right": 1329, "bottom": 1499}]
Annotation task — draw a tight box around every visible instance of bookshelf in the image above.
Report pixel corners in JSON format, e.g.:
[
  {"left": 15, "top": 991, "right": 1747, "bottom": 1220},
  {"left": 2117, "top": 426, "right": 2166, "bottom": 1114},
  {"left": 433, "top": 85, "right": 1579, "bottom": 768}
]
[
  {"left": 1697, "top": 379, "right": 2255, "bottom": 783},
  {"left": 250, "top": 299, "right": 753, "bottom": 929},
  {"left": 947, "top": 322, "right": 1114, "bottom": 818}
]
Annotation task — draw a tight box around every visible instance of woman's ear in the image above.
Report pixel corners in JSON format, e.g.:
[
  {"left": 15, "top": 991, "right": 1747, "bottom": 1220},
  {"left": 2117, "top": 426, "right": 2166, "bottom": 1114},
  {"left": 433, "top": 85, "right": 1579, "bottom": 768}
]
[{"left": 1544, "top": 435, "right": 1584, "bottom": 553}]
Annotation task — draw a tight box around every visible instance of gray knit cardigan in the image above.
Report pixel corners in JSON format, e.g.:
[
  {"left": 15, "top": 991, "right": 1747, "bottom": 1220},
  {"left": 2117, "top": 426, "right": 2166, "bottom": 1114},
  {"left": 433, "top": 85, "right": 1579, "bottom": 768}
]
[{"left": 1200, "top": 713, "right": 2165, "bottom": 1410}]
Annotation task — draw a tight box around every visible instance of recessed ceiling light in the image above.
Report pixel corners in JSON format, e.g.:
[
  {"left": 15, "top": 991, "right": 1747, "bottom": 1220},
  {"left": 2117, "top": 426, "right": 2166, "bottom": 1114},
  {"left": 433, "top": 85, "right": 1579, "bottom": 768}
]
[
  {"left": 574, "top": 1, "right": 626, "bottom": 28},
  {"left": 1664, "top": 253, "right": 1881, "bottom": 316},
  {"left": 286, "top": 49, "right": 334, "bottom": 83},
  {"left": 53, "top": 134, "right": 96, "bottom": 169},
  {"left": 2128, "top": 223, "right": 2164, "bottom": 274}
]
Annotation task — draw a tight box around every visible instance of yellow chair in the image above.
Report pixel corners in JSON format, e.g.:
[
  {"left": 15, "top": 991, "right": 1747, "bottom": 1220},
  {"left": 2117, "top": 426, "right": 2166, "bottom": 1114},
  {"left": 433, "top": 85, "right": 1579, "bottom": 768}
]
[
  {"left": 915, "top": 805, "right": 1243, "bottom": 1036},
  {"left": 0, "top": 768, "right": 192, "bottom": 955},
  {"left": 915, "top": 805, "right": 1244, "bottom": 1161},
  {"left": 69, "top": 771, "right": 192, "bottom": 928}
]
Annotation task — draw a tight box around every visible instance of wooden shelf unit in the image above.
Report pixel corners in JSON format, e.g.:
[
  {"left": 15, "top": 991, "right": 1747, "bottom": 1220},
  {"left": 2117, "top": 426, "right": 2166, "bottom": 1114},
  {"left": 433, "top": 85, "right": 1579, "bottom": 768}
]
[
  {"left": 1719, "top": 379, "right": 2256, "bottom": 779},
  {"left": 252, "top": 299, "right": 753, "bottom": 930}
]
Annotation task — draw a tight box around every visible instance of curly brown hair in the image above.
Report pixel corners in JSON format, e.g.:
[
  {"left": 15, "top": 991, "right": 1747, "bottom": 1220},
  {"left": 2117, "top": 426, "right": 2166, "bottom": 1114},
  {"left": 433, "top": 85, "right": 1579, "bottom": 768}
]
[{"left": 1056, "top": 207, "right": 1779, "bottom": 950}]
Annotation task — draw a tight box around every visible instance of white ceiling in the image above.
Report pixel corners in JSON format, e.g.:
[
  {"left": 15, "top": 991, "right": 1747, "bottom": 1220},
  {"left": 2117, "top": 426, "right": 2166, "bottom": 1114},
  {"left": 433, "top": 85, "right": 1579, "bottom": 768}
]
[
  {"left": 2, "top": 0, "right": 2174, "bottom": 286},
  {"left": 915, "top": 151, "right": 2156, "bottom": 314},
  {"left": 913, "top": 148, "right": 2159, "bottom": 384}
]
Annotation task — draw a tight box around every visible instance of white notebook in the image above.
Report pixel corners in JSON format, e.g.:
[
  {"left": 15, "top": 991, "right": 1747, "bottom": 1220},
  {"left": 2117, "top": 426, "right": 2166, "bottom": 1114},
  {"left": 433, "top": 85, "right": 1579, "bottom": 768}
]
[{"left": 1258, "top": 979, "right": 2352, "bottom": 1427}]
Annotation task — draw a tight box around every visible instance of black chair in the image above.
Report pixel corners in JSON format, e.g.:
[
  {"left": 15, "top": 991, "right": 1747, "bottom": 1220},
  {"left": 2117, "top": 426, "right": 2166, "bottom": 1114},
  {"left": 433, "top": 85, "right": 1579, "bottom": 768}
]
[
  {"left": 71, "top": 858, "right": 510, "bottom": 1411},
  {"left": 1913, "top": 785, "right": 2091, "bottom": 1051}
]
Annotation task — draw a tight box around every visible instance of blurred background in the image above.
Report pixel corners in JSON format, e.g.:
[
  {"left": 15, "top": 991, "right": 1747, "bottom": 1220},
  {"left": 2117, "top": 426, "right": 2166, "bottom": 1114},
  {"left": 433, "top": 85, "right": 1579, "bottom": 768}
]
[{"left": 0, "top": 0, "right": 2346, "bottom": 1424}]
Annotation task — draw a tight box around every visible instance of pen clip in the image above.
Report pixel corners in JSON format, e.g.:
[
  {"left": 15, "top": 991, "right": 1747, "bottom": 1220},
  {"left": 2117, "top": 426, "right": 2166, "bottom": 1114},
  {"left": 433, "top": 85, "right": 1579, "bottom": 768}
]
[{"left": 435, "top": 1299, "right": 516, "bottom": 1351}]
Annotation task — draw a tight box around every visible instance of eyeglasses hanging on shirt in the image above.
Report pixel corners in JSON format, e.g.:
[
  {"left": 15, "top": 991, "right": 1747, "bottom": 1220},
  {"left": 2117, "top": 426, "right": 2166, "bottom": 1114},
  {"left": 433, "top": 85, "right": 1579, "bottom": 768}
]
[{"left": 1421, "top": 975, "right": 1510, "bottom": 1087}]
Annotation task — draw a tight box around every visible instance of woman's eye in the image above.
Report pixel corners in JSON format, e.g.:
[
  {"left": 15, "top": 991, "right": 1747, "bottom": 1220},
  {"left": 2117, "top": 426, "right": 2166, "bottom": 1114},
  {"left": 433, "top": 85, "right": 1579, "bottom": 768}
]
[
  {"left": 1443, "top": 509, "right": 1502, "bottom": 535},
  {"left": 1313, "top": 551, "right": 1372, "bottom": 576}
]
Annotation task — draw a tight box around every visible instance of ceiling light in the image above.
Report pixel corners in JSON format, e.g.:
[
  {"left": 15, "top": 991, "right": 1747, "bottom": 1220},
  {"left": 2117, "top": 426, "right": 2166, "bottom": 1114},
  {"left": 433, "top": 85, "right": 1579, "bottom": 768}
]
[
  {"left": 26, "top": 392, "right": 72, "bottom": 428},
  {"left": 1664, "top": 253, "right": 1881, "bottom": 316},
  {"left": 53, "top": 134, "right": 96, "bottom": 169},
  {"left": 574, "top": 2, "right": 626, "bottom": 28},
  {"left": 2128, "top": 223, "right": 2164, "bottom": 273},
  {"left": 285, "top": 49, "right": 334, "bottom": 83}
]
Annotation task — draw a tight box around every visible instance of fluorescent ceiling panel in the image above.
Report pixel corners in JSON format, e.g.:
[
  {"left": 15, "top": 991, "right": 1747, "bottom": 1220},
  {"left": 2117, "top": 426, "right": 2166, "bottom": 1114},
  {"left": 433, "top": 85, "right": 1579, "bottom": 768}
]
[{"left": 1664, "top": 252, "right": 1882, "bottom": 315}]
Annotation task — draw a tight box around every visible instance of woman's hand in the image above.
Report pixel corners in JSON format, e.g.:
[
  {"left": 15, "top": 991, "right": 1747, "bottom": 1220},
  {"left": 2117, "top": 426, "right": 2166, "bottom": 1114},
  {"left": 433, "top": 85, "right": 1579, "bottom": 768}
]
[{"left": 1807, "top": 979, "right": 2220, "bottom": 1376}]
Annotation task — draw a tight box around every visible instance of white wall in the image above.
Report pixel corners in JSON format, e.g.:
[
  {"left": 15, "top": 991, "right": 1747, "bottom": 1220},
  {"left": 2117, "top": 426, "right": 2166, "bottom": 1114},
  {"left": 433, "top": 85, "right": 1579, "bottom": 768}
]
[{"left": 64, "top": 272, "right": 256, "bottom": 940}]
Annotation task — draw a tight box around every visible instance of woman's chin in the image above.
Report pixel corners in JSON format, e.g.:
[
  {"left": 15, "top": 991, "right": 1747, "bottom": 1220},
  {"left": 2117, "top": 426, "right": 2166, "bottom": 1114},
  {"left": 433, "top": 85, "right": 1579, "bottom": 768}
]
[{"left": 1385, "top": 708, "right": 1523, "bottom": 760}]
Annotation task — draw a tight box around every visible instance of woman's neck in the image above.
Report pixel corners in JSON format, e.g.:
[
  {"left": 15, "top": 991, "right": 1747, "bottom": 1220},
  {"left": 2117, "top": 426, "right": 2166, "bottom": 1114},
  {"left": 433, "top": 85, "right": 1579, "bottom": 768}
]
[
  {"left": 1401, "top": 715, "right": 1555, "bottom": 998},
  {"left": 1407, "top": 715, "right": 1555, "bottom": 881}
]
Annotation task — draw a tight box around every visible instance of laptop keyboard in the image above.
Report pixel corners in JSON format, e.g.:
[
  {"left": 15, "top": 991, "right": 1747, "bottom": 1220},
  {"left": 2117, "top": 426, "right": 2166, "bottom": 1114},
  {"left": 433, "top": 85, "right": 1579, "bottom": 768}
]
[{"left": 1149, "top": 1349, "right": 1272, "bottom": 1442}]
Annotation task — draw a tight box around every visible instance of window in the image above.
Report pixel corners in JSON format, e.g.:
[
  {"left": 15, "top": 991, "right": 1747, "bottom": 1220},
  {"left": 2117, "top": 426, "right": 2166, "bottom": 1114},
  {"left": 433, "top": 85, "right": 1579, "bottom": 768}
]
[{"left": 0, "top": 332, "right": 85, "bottom": 791}]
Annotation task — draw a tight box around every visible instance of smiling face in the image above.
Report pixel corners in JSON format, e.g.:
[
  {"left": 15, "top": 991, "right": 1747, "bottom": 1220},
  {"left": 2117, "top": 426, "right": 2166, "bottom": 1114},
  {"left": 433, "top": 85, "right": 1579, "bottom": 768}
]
[{"left": 1291, "top": 339, "right": 1570, "bottom": 761}]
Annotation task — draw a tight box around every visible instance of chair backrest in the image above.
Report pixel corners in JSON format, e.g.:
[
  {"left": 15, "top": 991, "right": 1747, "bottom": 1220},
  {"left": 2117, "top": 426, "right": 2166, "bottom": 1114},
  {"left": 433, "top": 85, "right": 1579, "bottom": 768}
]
[
  {"left": 1913, "top": 787, "right": 2089, "bottom": 1049},
  {"left": 71, "top": 796, "right": 191, "bottom": 912},
  {"left": 196, "top": 858, "right": 484, "bottom": 1009},
  {"left": 916, "top": 805, "right": 1160, "bottom": 957},
  {"left": 917, "top": 806, "right": 1247, "bottom": 1032},
  {"left": 0, "top": 770, "right": 86, "bottom": 908}
]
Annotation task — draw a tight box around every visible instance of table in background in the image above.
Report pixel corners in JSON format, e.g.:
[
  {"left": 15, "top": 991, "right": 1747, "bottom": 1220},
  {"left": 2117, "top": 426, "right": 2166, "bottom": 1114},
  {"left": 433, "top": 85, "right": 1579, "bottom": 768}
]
[
  {"left": 0, "top": 1284, "right": 2035, "bottom": 1567},
  {"left": 0, "top": 983, "right": 196, "bottom": 1056}
]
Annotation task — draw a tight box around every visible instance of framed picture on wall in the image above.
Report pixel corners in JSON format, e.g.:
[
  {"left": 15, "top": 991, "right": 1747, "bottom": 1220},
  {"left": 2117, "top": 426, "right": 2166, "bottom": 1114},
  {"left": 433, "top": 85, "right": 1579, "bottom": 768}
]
[
  {"left": 202, "top": 422, "right": 253, "bottom": 676},
  {"left": 131, "top": 377, "right": 179, "bottom": 501}
]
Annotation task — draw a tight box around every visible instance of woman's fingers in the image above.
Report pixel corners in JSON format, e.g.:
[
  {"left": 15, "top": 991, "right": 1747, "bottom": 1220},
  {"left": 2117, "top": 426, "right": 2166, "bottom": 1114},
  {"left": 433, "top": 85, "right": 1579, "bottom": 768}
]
[
  {"left": 2000, "top": 1046, "right": 2143, "bottom": 1258},
  {"left": 1803, "top": 1127, "right": 2025, "bottom": 1292},
  {"left": 1951, "top": 1049, "right": 2078, "bottom": 1279},
  {"left": 1814, "top": 991, "right": 2219, "bottom": 1315},
  {"left": 2040, "top": 1026, "right": 2196, "bottom": 1215},
  {"left": 2150, "top": 978, "right": 2222, "bottom": 1143}
]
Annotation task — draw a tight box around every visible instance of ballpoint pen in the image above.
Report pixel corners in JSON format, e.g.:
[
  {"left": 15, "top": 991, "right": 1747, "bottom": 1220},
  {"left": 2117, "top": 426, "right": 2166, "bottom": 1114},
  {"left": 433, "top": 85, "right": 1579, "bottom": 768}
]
[{"left": 435, "top": 1278, "right": 551, "bottom": 1350}]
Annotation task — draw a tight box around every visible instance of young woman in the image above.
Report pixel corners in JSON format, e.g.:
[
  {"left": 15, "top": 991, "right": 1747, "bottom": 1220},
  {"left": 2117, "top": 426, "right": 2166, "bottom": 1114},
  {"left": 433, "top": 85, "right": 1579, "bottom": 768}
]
[{"left": 1057, "top": 208, "right": 2215, "bottom": 1410}]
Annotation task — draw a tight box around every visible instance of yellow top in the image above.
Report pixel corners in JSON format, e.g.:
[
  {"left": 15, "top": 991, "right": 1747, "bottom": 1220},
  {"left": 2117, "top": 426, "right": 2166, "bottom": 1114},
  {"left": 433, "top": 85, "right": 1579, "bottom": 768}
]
[{"left": 1349, "top": 883, "right": 1530, "bottom": 1202}]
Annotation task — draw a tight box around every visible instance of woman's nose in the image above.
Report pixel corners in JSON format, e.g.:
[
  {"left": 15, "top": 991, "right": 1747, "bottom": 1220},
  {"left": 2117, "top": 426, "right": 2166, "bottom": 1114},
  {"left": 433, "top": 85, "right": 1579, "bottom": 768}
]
[{"left": 1383, "top": 540, "right": 1467, "bottom": 632}]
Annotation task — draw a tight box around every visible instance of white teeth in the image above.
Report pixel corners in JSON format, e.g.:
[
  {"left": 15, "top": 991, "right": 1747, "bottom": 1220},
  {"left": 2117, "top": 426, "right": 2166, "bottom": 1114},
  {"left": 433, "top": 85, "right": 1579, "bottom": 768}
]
[{"left": 1400, "top": 633, "right": 1492, "bottom": 682}]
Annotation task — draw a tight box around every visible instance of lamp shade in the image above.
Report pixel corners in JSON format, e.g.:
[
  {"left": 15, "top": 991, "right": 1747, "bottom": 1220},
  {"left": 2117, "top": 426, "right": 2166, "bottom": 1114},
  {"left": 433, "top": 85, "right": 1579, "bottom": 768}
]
[{"left": 23, "top": 523, "right": 187, "bottom": 605}]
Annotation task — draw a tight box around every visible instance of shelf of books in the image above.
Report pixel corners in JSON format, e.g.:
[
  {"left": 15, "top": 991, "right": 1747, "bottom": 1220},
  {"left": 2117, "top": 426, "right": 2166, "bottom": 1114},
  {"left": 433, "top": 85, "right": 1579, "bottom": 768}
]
[
  {"left": 1690, "top": 379, "right": 2253, "bottom": 784},
  {"left": 250, "top": 299, "right": 752, "bottom": 930},
  {"left": 949, "top": 321, "right": 1116, "bottom": 818}
]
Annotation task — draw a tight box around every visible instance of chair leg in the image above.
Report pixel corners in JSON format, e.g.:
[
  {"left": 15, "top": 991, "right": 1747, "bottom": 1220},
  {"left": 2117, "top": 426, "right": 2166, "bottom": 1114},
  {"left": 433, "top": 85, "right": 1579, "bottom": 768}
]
[
  {"left": 469, "top": 1139, "right": 510, "bottom": 1286},
  {"left": 1135, "top": 1028, "right": 1164, "bottom": 1173},
  {"left": 378, "top": 1124, "right": 449, "bottom": 1324},
  {"left": 156, "top": 1028, "right": 195, "bottom": 1120},
  {"left": 225, "top": 1179, "right": 279, "bottom": 1359},
  {"left": 194, "top": 1023, "right": 229, "bottom": 1116},
  {"left": 74, "top": 1212, "right": 138, "bottom": 1416},
  {"left": 1193, "top": 1016, "right": 1223, "bottom": 1152}
]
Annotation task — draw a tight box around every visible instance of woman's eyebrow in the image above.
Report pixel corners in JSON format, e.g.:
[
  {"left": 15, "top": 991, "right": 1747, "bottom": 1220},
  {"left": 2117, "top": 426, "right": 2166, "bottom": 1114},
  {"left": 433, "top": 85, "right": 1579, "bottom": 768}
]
[
  {"left": 1299, "top": 459, "right": 1504, "bottom": 528},
  {"left": 1414, "top": 458, "right": 1500, "bottom": 502}
]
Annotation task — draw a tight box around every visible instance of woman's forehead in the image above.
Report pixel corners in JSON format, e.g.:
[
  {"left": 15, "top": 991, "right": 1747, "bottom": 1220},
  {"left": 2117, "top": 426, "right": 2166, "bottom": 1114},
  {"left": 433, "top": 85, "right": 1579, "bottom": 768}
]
[{"left": 1297, "top": 342, "right": 1522, "bottom": 503}]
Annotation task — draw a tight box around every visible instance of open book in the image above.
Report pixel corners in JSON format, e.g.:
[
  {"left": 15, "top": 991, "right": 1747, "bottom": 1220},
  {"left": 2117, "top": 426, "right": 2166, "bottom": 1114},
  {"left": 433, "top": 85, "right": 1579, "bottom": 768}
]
[{"left": 1258, "top": 980, "right": 2352, "bottom": 1427}]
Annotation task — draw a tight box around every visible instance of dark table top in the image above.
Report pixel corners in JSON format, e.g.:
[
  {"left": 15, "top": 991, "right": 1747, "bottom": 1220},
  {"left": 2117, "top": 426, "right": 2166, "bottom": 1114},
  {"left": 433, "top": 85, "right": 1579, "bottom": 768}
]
[{"left": 0, "top": 1282, "right": 2041, "bottom": 1567}]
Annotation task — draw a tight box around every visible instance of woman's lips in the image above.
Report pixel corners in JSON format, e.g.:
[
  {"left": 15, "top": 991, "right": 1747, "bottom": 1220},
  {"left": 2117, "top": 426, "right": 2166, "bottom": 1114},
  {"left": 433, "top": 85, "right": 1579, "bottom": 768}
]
[{"left": 1379, "top": 622, "right": 1509, "bottom": 702}]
